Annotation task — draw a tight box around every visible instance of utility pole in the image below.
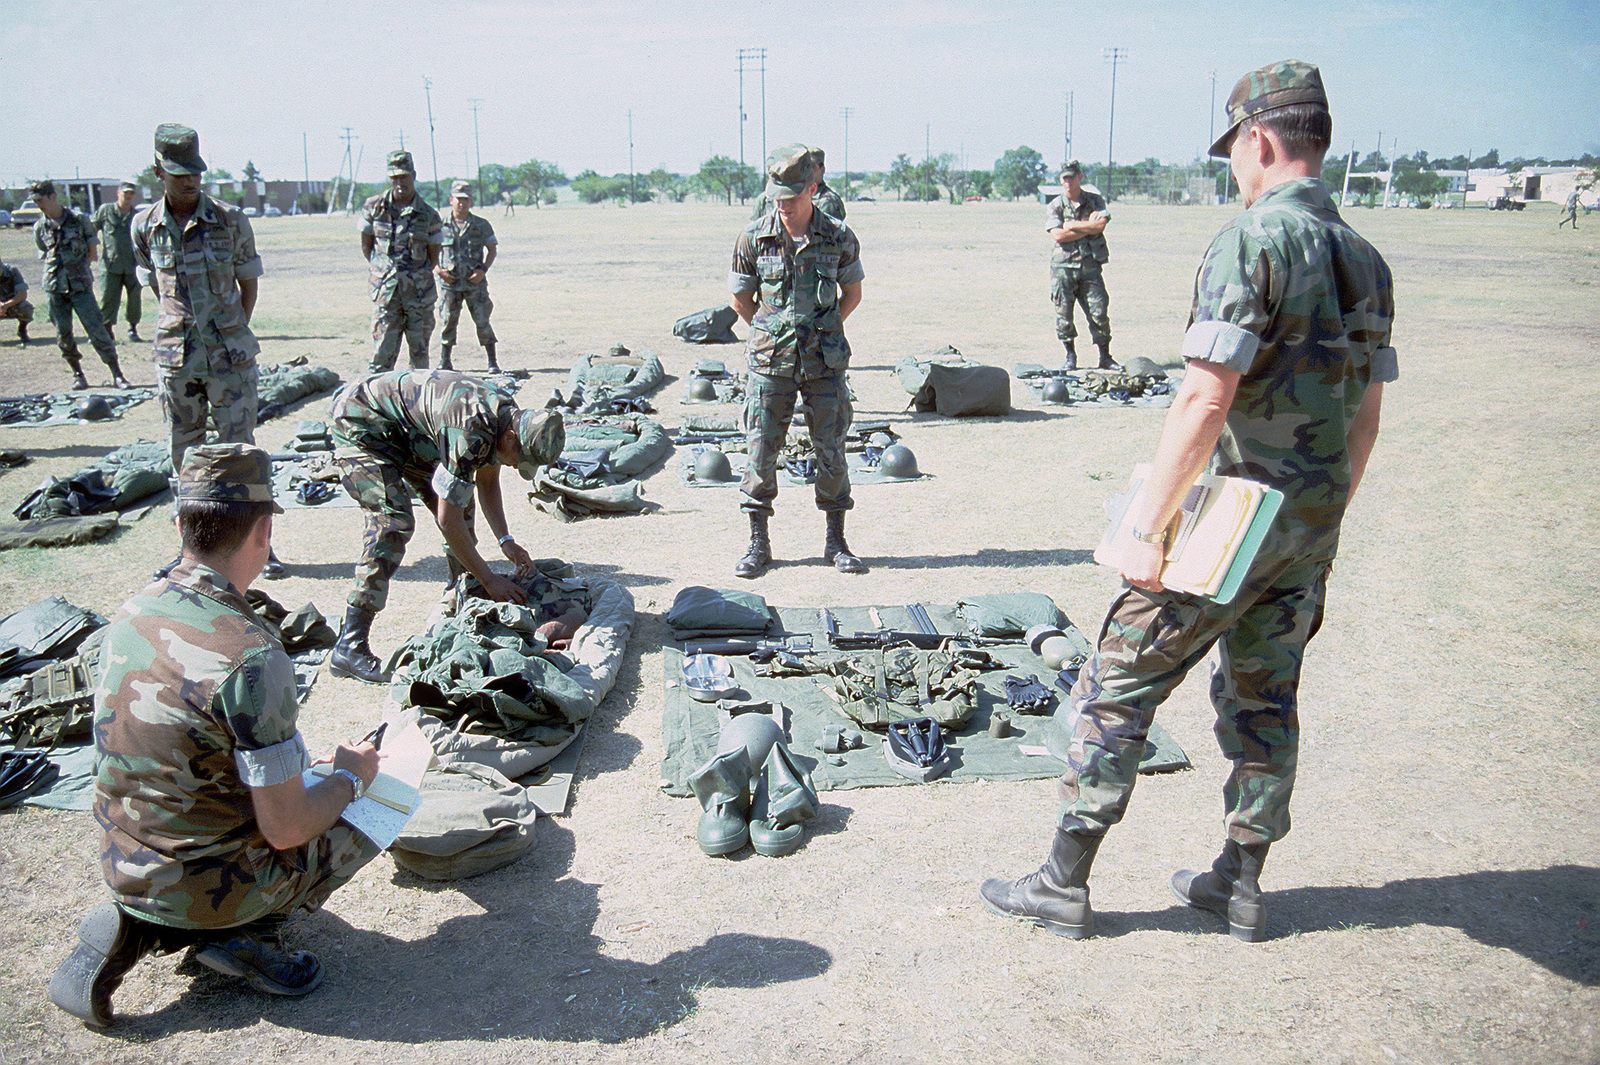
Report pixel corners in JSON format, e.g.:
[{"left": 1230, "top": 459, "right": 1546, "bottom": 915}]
[
  {"left": 628, "top": 109, "right": 636, "bottom": 204},
  {"left": 1340, "top": 142, "right": 1356, "bottom": 206},
  {"left": 1208, "top": 70, "right": 1217, "bottom": 198},
  {"left": 925, "top": 123, "right": 932, "bottom": 202},
  {"left": 334, "top": 127, "right": 357, "bottom": 214},
  {"left": 737, "top": 48, "right": 767, "bottom": 203},
  {"left": 302, "top": 131, "right": 310, "bottom": 205},
  {"left": 840, "top": 106, "right": 853, "bottom": 201},
  {"left": 1064, "top": 90, "right": 1073, "bottom": 165},
  {"left": 468, "top": 97, "right": 484, "bottom": 203},
  {"left": 1103, "top": 47, "right": 1128, "bottom": 201},
  {"left": 424, "top": 77, "right": 442, "bottom": 205}
]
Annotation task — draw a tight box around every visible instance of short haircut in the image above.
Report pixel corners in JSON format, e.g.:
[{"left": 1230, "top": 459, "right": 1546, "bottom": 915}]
[
  {"left": 178, "top": 499, "right": 273, "bottom": 557},
  {"left": 1243, "top": 104, "right": 1332, "bottom": 162}
]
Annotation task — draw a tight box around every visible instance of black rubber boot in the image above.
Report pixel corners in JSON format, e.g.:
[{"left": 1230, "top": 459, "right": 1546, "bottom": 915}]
[
  {"left": 438, "top": 344, "right": 453, "bottom": 371},
  {"left": 823, "top": 511, "right": 866, "bottom": 574},
  {"left": 734, "top": 514, "right": 771, "bottom": 579},
  {"left": 48, "top": 903, "right": 156, "bottom": 1027},
  {"left": 1096, "top": 343, "right": 1123, "bottom": 372},
  {"left": 1171, "top": 839, "right": 1271, "bottom": 942},
  {"left": 1061, "top": 341, "right": 1077, "bottom": 371},
  {"left": 485, "top": 343, "right": 499, "bottom": 373},
  {"left": 328, "top": 605, "right": 386, "bottom": 684},
  {"left": 979, "top": 827, "right": 1103, "bottom": 939}
]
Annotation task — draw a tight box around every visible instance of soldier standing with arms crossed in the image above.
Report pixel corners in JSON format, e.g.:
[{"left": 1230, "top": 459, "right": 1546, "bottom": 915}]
[
  {"left": 1046, "top": 161, "right": 1119, "bottom": 372},
  {"left": 981, "top": 61, "right": 1395, "bottom": 942},
  {"left": 360, "top": 151, "right": 442, "bottom": 372},
  {"left": 92, "top": 180, "right": 143, "bottom": 343},
  {"left": 30, "top": 180, "right": 131, "bottom": 390},
  {"left": 435, "top": 180, "right": 499, "bottom": 372},
  {"left": 728, "top": 144, "right": 866, "bottom": 578}
]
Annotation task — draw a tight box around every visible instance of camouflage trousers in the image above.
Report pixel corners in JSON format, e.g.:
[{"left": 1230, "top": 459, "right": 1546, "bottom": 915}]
[
  {"left": 98, "top": 267, "right": 141, "bottom": 328},
  {"left": 1057, "top": 554, "right": 1332, "bottom": 846},
  {"left": 337, "top": 447, "right": 476, "bottom": 613},
  {"left": 371, "top": 289, "right": 435, "bottom": 372},
  {"left": 1050, "top": 262, "right": 1111, "bottom": 347},
  {"left": 158, "top": 339, "right": 258, "bottom": 472},
  {"left": 111, "top": 822, "right": 381, "bottom": 930},
  {"left": 437, "top": 285, "right": 496, "bottom": 349},
  {"left": 740, "top": 369, "right": 854, "bottom": 517},
  {"left": 47, "top": 289, "right": 118, "bottom": 367},
  {"left": 0, "top": 300, "right": 33, "bottom": 327}
]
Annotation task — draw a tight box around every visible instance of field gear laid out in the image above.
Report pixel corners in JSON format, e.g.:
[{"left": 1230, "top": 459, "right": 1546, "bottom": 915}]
[
  {"left": 672, "top": 304, "right": 741, "bottom": 345},
  {"left": 1012, "top": 360, "right": 1176, "bottom": 407},
  {"left": 1002, "top": 674, "right": 1054, "bottom": 715},
  {"left": 0, "top": 596, "right": 106, "bottom": 679},
  {"left": 883, "top": 716, "right": 949, "bottom": 782},
  {"left": 561, "top": 344, "right": 665, "bottom": 414},
  {"left": 390, "top": 761, "right": 540, "bottom": 880},
  {"left": 681, "top": 357, "right": 745, "bottom": 405},
  {"left": 958, "top": 593, "right": 1069, "bottom": 639},
  {"left": 893, "top": 345, "right": 979, "bottom": 394},
  {"left": 873, "top": 444, "right": 919, "bottom": 479},
  {"left": 254, "top": 357, "right": 342, "bottom": 423},
  {"left": 910, "top": 361, "right": 1012, "bottom": 418},
  {"left": 0, "top": 749, "right": 57, "bottom": 808},
  {"left": 12, "top": 439, "right": 172, "bottom": 521},
  {"left": 0, "top": 645, "right": 100, "bottom": 748},
  {"left": 688, "top": 708, "right": 818, "bottom": 857},
  {"left": 661, "top": 601, "right": 1189, "bottom": 797},
  {"left": 829, "top": 643, "right": 1001, "bottom": 730},
  {"left": 0, "top": 388, "right": 154, "bottom": 428},
  {"left": 527, "top": 412, "right": 670, "bottom": 521},
  {"left": 668, "top": 585, "right": 775, "bottom": 641},
  {"left": 683, "top": 653, "right": 740, "bottom": 702}
]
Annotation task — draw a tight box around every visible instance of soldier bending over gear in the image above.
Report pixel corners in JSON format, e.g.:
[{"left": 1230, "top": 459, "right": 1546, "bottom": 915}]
[
  {"left": 981, "top": 60, "right": 1396, "bottom": 943},
  {"left": 50, "top": 445, "right": 383, "bottom": 1028},
  {"left": 327, "top": 369, "right": 565, "bottom": 683}
]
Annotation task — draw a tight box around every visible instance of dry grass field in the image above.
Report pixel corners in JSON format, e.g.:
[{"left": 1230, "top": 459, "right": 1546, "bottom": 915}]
[{"left": 0, "top": 195, "right": 1595, "bottom": 1064}]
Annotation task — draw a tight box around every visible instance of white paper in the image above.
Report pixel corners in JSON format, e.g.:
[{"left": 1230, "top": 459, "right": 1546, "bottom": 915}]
[{"left": 303, "top": 718, "right": 433, "bottom": 849}]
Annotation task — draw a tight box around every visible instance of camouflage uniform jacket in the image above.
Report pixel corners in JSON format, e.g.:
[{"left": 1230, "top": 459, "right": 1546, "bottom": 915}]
[
  {"left": 1045, "top": 189, "right": 1110, "bottom": 267},
  {"left": 131, "top": 191, "right": 264, "bottom": 369},
  {"left": 93, "top": 559, "right": 310, "bottom": 929},
  {"left": 0, "top": 263, "right": 26, "bottom": 302},
  {"left": 91, "top": 202, "right": 138, "bottom": 273},
  {"left": 331, "top": 369, "right": 515, "bottom": 509},
  {"left": 33, "top": 207, "right": 97, "bottom": 294},
  {"left": 749, "top": 181, "right": 847, "bottom": 223},
  {"left": 359, "top": 189, "right": 443, "bottom": 302},
  {"left": 437, "top": 212, "right": 496, "bottom": 291},
  {"left": 1182, "top": 177, "right": 1397, "bottom": 563},
  {"left": 729, "top": 207, "right": 864, "bottom": 381}
]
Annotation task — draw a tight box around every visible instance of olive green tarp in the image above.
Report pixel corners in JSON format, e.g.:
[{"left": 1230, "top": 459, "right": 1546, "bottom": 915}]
[{"left": 659, "top": 602, "right": 1188, "bottom": 795}]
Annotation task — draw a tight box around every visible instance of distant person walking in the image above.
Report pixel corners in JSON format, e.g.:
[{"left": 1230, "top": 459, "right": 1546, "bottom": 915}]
[
  {"left": 359, "top": 150, "right": 442, "bottom": 372},
  {"left": 30, "top": 180, "right": 130, "bottom": 390},
  {"left": 435, "top": 181, "right": 499, "bottom": 372},
  {"left": 1046, "top": 161, "right": 1119, "bottom": 371},
  {"left": 92, "top": 180, "right": 143, "bottom": 342},
  {"left": 1558, "top": 189, "right": 1579, "bottom": 229},
  {"left": 501, "top": 189, "right": 515, "bottom": 217}
]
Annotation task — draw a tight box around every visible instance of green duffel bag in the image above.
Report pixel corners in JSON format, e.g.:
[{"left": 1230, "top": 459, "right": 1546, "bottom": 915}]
[
  {"left": 390, "top": 762, "right": 538, "bottom": 880},
  {"left": 830, "top": 645, "right": 994, "bottom": 732}
]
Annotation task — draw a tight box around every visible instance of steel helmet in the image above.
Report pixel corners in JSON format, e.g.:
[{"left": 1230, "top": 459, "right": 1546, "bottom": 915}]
[
  {"left": 1041, "top": 378, "right": 1070, "bottom": 403},
  {"left": 877, "top": 444, "right": 919, "bottom": 479},
  {"left": 688, "top": 377, "right": 718, "bottom": 401},
  {"left": 694, "top": 448, "right": 734, "bottom": 482}
]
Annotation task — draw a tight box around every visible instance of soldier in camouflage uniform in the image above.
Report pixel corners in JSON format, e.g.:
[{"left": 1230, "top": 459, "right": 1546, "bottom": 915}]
[
  {"left": 982, "top": 60, "right": 1396, "bottom": 943},
  {"left": 728, "top": 144, "right": 866, "bottom": 579},
  {"left": 0, "top": 254, "right": 33, "bottom": 344},
  {"left": 92, "top": 180, "right": 143, "bottom": 342},
  {"left": 749, "top": 145, "right": 847, "bottom": 222},
  {"left": 1045, "top": 161, "right": 1119, "bottom": 371},
  {"left": 326, "top": 369, "right": 565, "bottom": 684},
  {"left": 435, "top": 180, "right": 499, "bottom": 372},
  {"left": 30, "top": 180, "right": 131, "bottom": 390},
  {"left": 49, "top": 445, "right": 381, "bottom": 1027},
  {"left": 360, "top": 150, "right": 443, "bottom": 372}
]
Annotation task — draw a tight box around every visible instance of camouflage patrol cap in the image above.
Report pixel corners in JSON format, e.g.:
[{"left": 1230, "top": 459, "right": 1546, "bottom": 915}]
[
  {"left": 512, "top": 409, "right": 565, "bottom": 481},
  {"left": 765, "top": 143, "right": 816, "bottom": 200},
  {"left": 450, "top": 180, "right": 473, "bottom": 199},
  {"left": 177, "top": 443, "right": 283, "bottom": 513},
  {"left": 1059, "top": 160, "right": 1083, "bottom": 179},
  {"left": 806, "top": 146, "right": 826, "bottom": 173},
  {"left": 118, "top": 179, "right": 137, "bottom": 192},
  {"left": 1209, "top": 59, "right": 1329, "bottom": 159},
  {"left": 28, "top": 179, "right": 56, "bottom": 199},
  {"left": 387, "top": 150, "right": 417, "bottom": 177},
  {"left": 154, "top": 124, "right": 206, "bottom": 176}
]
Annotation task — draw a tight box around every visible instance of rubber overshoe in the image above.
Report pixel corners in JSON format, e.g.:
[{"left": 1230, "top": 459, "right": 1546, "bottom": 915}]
[
  {"left": 748, "top": 743, "right": 818, "bottom": 857},
  {"left": 688, "top": 748, "right": 752, "bottom": 856}
]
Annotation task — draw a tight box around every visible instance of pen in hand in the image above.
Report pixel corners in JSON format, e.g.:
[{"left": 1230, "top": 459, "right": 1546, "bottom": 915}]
[{"left": 360, "top": 722, "right": 388, "bottom": 750}]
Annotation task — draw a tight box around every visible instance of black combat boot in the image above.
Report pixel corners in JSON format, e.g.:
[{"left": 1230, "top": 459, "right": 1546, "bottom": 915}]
[
  {"left": 734, "top": 514, "right": 771, "bottom": 579},
  {"left": 1061, "top": 340, "right": 1078, "bottom": 371},
  {"left": 127, "top": 325, "right": 140, "bottom": 342},
  {"left": 438, "top": 344, "right": 453, "bottom": 371},
  {"left": 18, "top": 323, "right": 28, "bottom": 344},
  {"left": 1096, "top": 342, "right": 1123, "bottom": 372},
  {"left": 485, "top": 342, "right": 500, "bottom": 372},
  {"left": 261, "top": 549, "right": 287, "bottom": 580},
  {"left": 194, "top": 914, "right": 323, "bottom": 997},
  {"left": 1171, "top": 839, "right": 1271, "bottom": 942},
  {"left": 106, "top": 354, "right": 133, "bottom": 390},
  {"left": 49, "top": 903, "right": 157, "bottom": 1027},
  {"left": 823, "top": 511, "right": 866, "bottom": 574},
  {"left": 979, "top": 827, "right": 1103, "bottom": 939},
  {"left": 328, "top": 605, "right": 387, "bottom": 684},
  {"left": 66, "top": 352, "right": 90, "bottom": 390}
]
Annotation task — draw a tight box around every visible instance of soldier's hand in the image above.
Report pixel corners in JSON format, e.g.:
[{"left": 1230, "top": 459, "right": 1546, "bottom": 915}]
[
  {"left": 437, "top": 267, "right": 456, "bottom": 283},
  {"left": 502, "top": 540, "right": 534, "bottom": 575},
  {"left": 331, "top": 741, "right": 381, "bottom": 788},
  {"left": 1120, "top": 540, "right": 1166, "bottom": 593},
  {"left": 467, "top": 270, "right": 486, "bottom": 284},
  {"left": 481, "top": 572, "right": 529, "bottom": 605}
]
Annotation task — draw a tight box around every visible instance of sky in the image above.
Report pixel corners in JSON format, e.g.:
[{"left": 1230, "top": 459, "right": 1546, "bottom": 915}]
[{"left": 7, "top": 0, "right": 1596, "bottom": 189}]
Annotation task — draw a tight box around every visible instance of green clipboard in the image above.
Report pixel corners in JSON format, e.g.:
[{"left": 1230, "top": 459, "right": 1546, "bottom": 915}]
[{"left": 1208, "top": 487, "right": 1284, "bottom": 605}]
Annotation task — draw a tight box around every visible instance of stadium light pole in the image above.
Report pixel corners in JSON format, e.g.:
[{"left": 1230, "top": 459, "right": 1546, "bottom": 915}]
[
  {"left": 737, "top": 48, "right": 766, "bottom": 203},
  {"left": 468, "top": 97, "right": 484, "bottom": 202},
  {"left": 1103, "top": 47, "right": 1127, "bottom": 201},
  {"left": 840, "top": 106, "right": 853, "bottom": 201}
]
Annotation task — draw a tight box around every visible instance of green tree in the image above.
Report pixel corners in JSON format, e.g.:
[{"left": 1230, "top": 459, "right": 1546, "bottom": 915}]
[
  {"left": 993, "top": 146, "right": 1047, "bottom": 200},
  {"left": 515, "top": 159, "right": 566, "bottom": 208},
  {"left": 242, "top": 160, "right": 261, "bottom": 182},
  {"left": 1471, "top": 149, "right": 1500, "bottom": 169},
  {"left": 695, "top": 156, "right": 754, "bottom": 205},
  {"left": 888, "top": 154, "right": 916, "bottom": 200},
  {"left": 966, "top": 169, "right": 994, "bottom": 198},
  {"left": 1395, "top": 169, "right": 1448, "bottom": 204},
  {"left": 571, "top": 169, "right": 628, "bottom": 204},
  {"left": 648, "top": 167, "right": 688, "bottom": 203}
]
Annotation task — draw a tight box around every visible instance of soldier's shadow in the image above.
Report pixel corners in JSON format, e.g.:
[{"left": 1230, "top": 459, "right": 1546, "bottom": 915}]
[{"left": 112, "top": 822, "right": 832, "bottom": 1043}]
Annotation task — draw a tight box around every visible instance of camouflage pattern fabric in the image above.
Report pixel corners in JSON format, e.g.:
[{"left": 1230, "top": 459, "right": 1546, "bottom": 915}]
[
  {"left": 47, "top": 290, "right": 119, "bottom": 369},
  {"left": 1050, "top": 263, "right": 1111, "bottom": 347},
  {"left": 0, "top": 263, "right": 34, "bottom": 326},
  {"left": 741, "top": 370, "right": 853, "bottom": 516},
  {"left": 33, "top": 208, "right": 98, "bottom": 294},
  {"left": 90, "top": 202, "right": 138, "bottom": 274},
  {"left": 331, "top": 371, "right": 515, "bottom": 611},
  {"left": 1045, "top": 189, "right": 1111, "bottom": 267},
  {"left": 437, "top": 212, "right": 495, "bottom": 289},
  {"left": 438, "top": 286, "right": 496, "bottom": 348},
  {"left": 1057, "top": 176, "right": 1396, "bottom": 848},
  {"left": 158, "top": 355, "right": 259, "bottom": 471},
  {"left": 749, "top": 180, "right": 847, "bottom": 222},
  {"left": 94, "top": 559, "right": 379, "bottom": 929},
  {"left": 360, "top": 189, "right": 442, "bottom": 371}
]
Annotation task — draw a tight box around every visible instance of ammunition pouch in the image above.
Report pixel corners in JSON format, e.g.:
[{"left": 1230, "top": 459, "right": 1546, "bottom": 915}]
[
  {"left": 829, "top": 645, "right": 997, "bottom": 731},
  {"left": 0, "top": 646, "right": 99, "bottom": 748}
]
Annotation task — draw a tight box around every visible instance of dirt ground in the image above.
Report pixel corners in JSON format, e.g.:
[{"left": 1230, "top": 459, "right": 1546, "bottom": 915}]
[{"left": 0, "top": 196, "right": 1595, "bottom": 1065}]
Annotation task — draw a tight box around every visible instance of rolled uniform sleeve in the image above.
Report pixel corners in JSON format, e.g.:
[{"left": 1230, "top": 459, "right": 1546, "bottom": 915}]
[
  {"left": 835, "top": 230, "right": 864, "bottom": 287},
  {"left": 232, "top": 215, "right": 264, "bottom": 280},
  {"left": 218, "top": 646, "right": 308, "bottom": 786},
  {"left": 429, "top": 419, "right": 497, "bottom": 508},
  {"left": 728, "top": 230, "right": 759, "bottom": 295},
  {"left": 1183, "top": 226, "right": 1272, "bottom": 375},
  {"left": 131, "top": 208, "right": 153, "bottom": 287}
]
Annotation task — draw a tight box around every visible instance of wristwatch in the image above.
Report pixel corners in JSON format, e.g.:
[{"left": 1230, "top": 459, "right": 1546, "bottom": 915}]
[
  {"left": 332, "top": 768, "right": 365, "bottom": 802},
  {"left": 1131, "top": 526, "right": 1166, "bottom": 545}
]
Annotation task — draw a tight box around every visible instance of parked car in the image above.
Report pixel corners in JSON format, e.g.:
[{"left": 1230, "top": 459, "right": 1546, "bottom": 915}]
[
  {"left": 262, "top": 205, "right": 283, "bottom": 217},
  {"left": 11, "top": 201, "right": 44, "bottom": 228},
  {"left": 241, "top": 206, "right": 260, "bottom": 216},
  {"left": 1487, "top": 196, "right": 1525, "bottom": 211}
]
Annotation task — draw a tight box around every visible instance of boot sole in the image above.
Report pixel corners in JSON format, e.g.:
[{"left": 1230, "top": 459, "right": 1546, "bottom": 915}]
[
  {"left": 978, "top": 888, "right": 1093, "bottom": 939},
  {"left": 48, "top": 903, "right": 126, "bottom": 1027},
  {"left": 1170, "top": 874, "right": 1266, "bottom": 941},
  {"left": 193, "top": 944, "right": 325, "bottom": 997}
]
